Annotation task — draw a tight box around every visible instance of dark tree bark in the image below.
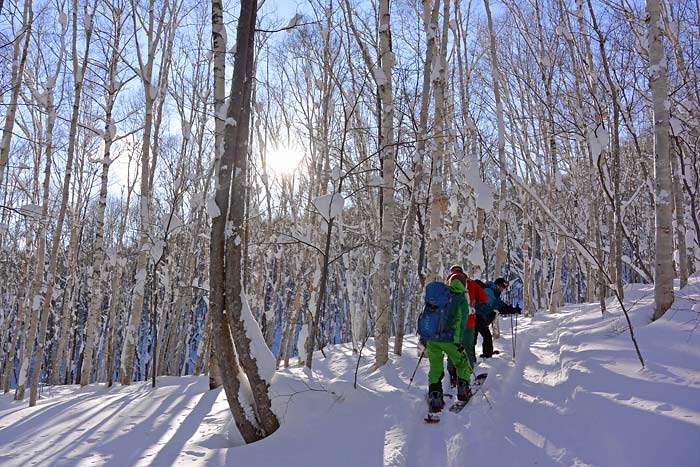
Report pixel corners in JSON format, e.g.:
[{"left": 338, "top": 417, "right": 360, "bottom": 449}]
[{"left": 210, "top": 0, "right": 279, "bottom": 442}]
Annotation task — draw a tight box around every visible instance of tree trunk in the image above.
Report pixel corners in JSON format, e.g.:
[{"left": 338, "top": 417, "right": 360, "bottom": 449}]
[
  {"left": 647, "top": 0, "right": 675, "bottom": 320},
  {"left": 373, "top": 0, "right": 397, "bottom": 367},
  {"left": 426, "top": 0, "right": 450, "bottom": 283},
  {"left": 121, "top": 0, "right": 177, "bottom": 385},
  {"left": 193, "top": 305, "right": 213, "bottom": 376},
  {"left": 0, "top": 1, "right": 32, "bottom": 188},
  {"left": 548, "top": 237, "right": 564, "bottom": 313},
  {"left": 484, "top": 0, "right": 507, "bottom": 277},
  {"left": 210, "top": 0, "right": 279, "bottom": 441},
  {"left": 394, "top": 0, "right": 440, "bottom": 356},
  {"left": 670, "top": 150, "right": 688, "bottom": 288}
]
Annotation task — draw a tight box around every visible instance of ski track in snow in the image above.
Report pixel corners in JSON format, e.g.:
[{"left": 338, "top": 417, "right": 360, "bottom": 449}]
[{"left": 1, "top": 279, "right": 699, "bottom": 466}]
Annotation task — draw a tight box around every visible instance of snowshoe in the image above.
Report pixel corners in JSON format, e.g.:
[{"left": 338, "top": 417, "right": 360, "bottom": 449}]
[
  {"left": 457, "top": 379, "right": 471, "bottom": 402},
  {"left": 428, "top": 390, "right": 444, "bottom": 413},
  {"left": 449, "top": 373, "right": 488, "bottom": 413},
  {"left": 424, "top": 390, "right": 445, "bottom": 423},
  {"left": 449, "top": 389, "right": 474, "bottom": 413}
]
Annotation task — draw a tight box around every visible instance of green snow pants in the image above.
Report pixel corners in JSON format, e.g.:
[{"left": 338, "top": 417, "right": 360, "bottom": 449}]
[
  {"left": 447, "top": 327, "right": 476, "bottom": 372},
  {"left": 426, "top": 340, "right": 471, "bottom": 385}
]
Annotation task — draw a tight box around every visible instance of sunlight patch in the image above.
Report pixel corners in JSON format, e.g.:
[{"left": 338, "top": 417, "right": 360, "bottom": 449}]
[
  {"left": 383, "top": 425, "right": 407, "bottom": 467},
  {"left": 266, "top": 144, "right": 304, "bottom": 175}
]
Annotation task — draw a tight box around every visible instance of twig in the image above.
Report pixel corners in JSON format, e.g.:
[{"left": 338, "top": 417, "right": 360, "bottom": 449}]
[{"left": 255, "top": 21, "right": 320, "bottom": 34}]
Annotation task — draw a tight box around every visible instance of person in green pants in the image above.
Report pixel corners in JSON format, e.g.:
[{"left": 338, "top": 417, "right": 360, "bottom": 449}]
[
  {"left": 444, "top": 265, "right": 481, "bottom": 387},
  {"left": 426, "top": 278, "right": 473, "bottom": 413}
]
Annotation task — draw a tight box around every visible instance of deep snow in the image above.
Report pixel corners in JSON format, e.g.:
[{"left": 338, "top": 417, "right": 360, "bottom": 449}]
[{"left": 1, "top": 278, "right": 699, "bottom": 467}]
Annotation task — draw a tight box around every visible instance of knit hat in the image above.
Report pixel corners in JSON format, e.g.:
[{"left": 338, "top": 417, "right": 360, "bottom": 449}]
[{"left": 495, "top": 277, "right": 509, "bottom": 288}]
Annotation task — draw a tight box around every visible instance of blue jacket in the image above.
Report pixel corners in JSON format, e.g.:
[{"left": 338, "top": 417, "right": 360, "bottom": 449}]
[{"left": 474, "top": 281, "right": 506, "bottom": 319}]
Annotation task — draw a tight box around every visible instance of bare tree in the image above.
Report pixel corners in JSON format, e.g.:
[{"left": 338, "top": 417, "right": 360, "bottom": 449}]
[
  {"left": 483, "top": 0, "right": 507, "bottom": 278},
  {"left": 120, "top": 0, "right": 179, "bottom": 385},
  {"left": 372, "top": 0, "right": 396, "bottom": 367},
  {"left": 647, "top": 0, "right": 674, "bottom": 319},
  {"left": 80, "top": 0, "right": 130, "bottom": 387},
  {"left": 209, "top": 0, "right": 279, "bottom": 442},
  {"left": 0, "top": 0, "right": 33, "bottom": 189},
  {"left": 394, "top": 0, "right": 440, "bottom": 355}
]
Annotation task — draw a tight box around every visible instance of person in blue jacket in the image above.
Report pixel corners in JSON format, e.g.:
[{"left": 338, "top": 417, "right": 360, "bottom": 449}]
[{"left": 473, "top": 277, "right": 521, "bottom": 358}]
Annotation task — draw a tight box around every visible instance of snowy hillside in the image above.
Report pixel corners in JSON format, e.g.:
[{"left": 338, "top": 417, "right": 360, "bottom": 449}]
[{"left": 1, "top": 279, "right": 699, "bottom": 467}]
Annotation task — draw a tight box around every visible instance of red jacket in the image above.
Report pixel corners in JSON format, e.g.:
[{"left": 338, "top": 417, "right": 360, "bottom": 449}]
[
  {"left": 467, "top": 280, "right": 489, "bottom": 307},
  {"left": 445, "top": 271, "right": 488, "bottom": 306},
  {"left": 445, "top": 271, "right": 488, "bottom": 329}
]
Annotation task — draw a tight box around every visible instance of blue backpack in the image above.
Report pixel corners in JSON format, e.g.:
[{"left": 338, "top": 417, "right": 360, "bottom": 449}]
[{"left": 417, "top": 281, "right": 454, "bottom": 342}]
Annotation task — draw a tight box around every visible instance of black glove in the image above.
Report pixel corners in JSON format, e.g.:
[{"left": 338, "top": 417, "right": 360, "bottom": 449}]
[
  {"left": 455, "top": 343, "right": 465, "bottom": 353},
  {"left": 487, "top": 311, "right": 498, "bottom": 324}
]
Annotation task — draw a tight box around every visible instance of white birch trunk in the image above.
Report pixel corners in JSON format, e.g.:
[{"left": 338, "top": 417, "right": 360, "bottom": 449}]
[
  {"left": 373, "top": 0, "right": 396, "bottom": 367},
  {"left": 120, "top": 0, "right": 173, "bottom": 384},
  {"left": 27, "top": 0, "right": 98, "bottom": 406},
  {"left": 427, "top": 0, "right": 450, "bottom": 282},
  {"left": 670, "top": 151, "right": 688, "bottom": 288},
  {"left": 0, "top": 1, "right": 33, "bottom": 189},
  {"left": 647, "top": 0, "right": 675, "bottom": 319},
  {"left": 14, "top": 9, "right": 66, "bottom": 399},
  {"left": 548, "top": 237, "right": 564, "bottom": 313},
  {"left": 484, "top": 0, "right": 507, "bottom": 277},
  {"left": 80, "top": 2, "right": 124, "bottom": 386},
  {"left": 392, "top": 0, "right": 439, "bottom": 353}
]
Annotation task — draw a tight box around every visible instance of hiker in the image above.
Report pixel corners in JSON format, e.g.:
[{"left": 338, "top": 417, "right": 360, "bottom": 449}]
[
  {"left": 445, "top": 265, "right": 487, "bottom": 386},
  {"left": 473, "top": 277, "right": 521, "bottom": 358},
  {"left": 420, "top": 277, "right": 473, "bottom": 413}
]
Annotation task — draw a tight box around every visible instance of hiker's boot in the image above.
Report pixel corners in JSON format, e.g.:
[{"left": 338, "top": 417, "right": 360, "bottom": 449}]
[
  {"left": 428, "top": 383, "right": 445, "bottom": 412},
  {"left": 457, "top": 379, "right": 472, "bottom": 402},
  {"left": 448, "top": 365, "right": 457, "bottom": 388}
]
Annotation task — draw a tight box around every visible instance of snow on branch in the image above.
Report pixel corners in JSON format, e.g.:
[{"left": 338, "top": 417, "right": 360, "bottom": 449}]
[{"left": 312, "top": 193, "right": 344, "bottom": 222}]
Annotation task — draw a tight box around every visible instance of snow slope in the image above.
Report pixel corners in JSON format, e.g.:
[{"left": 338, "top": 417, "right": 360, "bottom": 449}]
[{"left": 1, "top": 278, "right": 699, "bottom": 467}]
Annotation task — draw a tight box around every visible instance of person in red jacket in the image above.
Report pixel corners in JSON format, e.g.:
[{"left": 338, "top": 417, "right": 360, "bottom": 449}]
[{"left": 444, "top": 265, "right": 488, "bottom": 387}]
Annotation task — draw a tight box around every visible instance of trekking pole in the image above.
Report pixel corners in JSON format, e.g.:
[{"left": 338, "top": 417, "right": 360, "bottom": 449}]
[
  {"left": 514, "top": 312, "right": 518, "bottom": 359},
  {"left": 480, "top": 385, "right": 494, "bottom": 409},
  {"left": 407, "top": 349, "right": 425, "bottom": 389},
  {"left": 459, "top": 347, "right": 492, "bottom": 408},
  {"left": 459, "top": 348, "right": 474, "bottom": 377},
  {"left": 510, "top": 313, "right": 515, "bottom": 360}
]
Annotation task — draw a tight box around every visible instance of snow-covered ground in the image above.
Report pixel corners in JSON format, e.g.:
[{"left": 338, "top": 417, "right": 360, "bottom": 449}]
[{"left": 2, "top": 278, "right": 699, "bottom": 467}]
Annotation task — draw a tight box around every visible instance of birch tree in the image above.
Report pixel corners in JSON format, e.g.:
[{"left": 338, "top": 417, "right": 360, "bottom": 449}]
[
  {"left": 120, "top": 0, "right": 178, "bottom": 385},
  {"left": 18, "top": 0, "right": 98, "bottom": 406},
  {"left": 647, "top": 0, "right": 674, "bottom": 319},
  {"left": 394, "top": 0, "right": 440, "bottom": 355},
  {"left": 372, "top": 0, "right": 396, "bottom": 367},
  {"left": 483, "top": 0, "right": 507, "bottom": 278},
  {"left": 0, "top": 0, "right": 32, "bottom": 189},
  {"left": 426, "top": 0, "right": 450, "bottom": 282},
  {"left": 80, "top": 0, "right": 130, "bottom": 387}
]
